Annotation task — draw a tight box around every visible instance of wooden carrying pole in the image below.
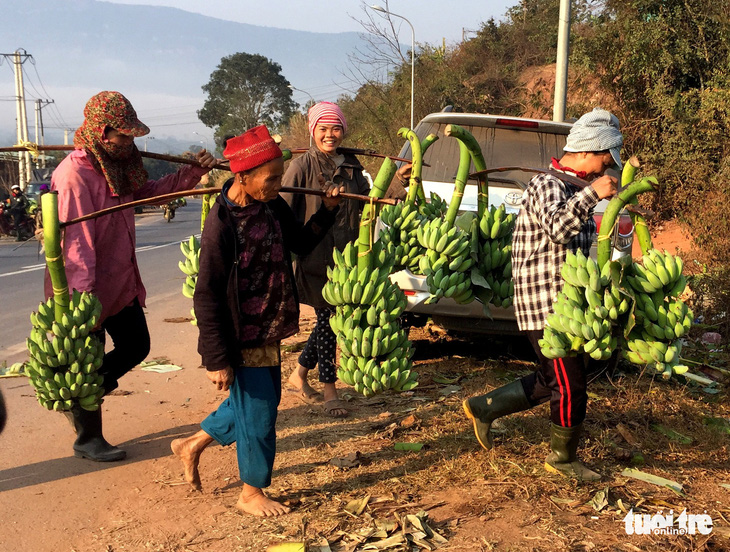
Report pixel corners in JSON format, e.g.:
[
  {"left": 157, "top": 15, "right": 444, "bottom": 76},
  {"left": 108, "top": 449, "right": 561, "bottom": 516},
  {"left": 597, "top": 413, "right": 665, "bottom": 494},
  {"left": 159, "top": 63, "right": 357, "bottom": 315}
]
[
  {"left": 468, "top": 166, "right": 591, "bottom": 189},
  {"left": 0, "top": 144, "right": 232, "bottom": 172},
  {"left": 59, "top": 187, "right": 397, "bottom": 228},
  {"left": 0, "top": 144, "right": 421, "bottom": 169}
]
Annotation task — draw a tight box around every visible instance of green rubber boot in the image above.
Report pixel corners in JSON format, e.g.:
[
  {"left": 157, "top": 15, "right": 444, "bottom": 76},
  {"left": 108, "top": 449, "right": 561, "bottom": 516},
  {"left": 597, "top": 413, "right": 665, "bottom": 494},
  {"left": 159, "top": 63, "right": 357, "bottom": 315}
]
[
  {"left": 544, "top": 423, "right": 600, "bottom": 481},
  {"left": 462, "top": 380, "right": 531, "bottom": 450}
]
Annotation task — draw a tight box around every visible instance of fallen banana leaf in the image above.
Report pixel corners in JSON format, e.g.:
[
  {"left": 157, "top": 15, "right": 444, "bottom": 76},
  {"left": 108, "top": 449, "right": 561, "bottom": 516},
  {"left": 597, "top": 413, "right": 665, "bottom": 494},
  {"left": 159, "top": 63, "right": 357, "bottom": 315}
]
[
  {"left": 344, "top": 494, "right": 371, "bottom": 516},
  {"left": 330, "top": 451, "right": 364, "bottom": 469},
  {"left": 590, "top": 488, "right": 609, "bottom": 512},
  {"left": 0, "top": 362, "right": 27, "bottom": 377},
  {"left": 616, "top": 498, "right": 630, "bottom": 513},
  {"left": 361, "top": 533, "right": 405, "bottom": 550},
  {"left": 620, "top": 468, "right": 685, "bottom": 496},
  {"left": 616, "top": 423, "right": 641, "bottom": 447},
  {"left": 651, "top": 424, "right": 693, "bottom": 444},
  {"left": 550, "top": 496, "right": 583, "bottom": 508},
  {"left": 139, "top": 363, "right": 183, "bottom": 373},
  {"left": 394, "top": 442, "right": 424, "bottom": 452},
  {"left": 406, "top": 514, "right": 431, "bottom": 536}
]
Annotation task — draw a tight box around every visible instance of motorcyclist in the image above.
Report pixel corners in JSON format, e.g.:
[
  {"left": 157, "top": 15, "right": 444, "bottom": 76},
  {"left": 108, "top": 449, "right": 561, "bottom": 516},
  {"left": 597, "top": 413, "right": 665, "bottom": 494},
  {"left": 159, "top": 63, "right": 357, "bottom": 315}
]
[
  {"left": 163, "top": 197, "right": 186, "bottom": 221},
  {"left": 7, "top": 184, "right": 30, "bottom": 241}
]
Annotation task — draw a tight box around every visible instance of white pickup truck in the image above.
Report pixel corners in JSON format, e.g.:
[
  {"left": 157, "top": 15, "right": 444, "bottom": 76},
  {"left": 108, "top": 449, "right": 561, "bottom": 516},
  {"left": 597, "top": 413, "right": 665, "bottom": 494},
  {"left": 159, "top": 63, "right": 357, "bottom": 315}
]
[{"left": 388, "top": 110, "right": 634, "bottom": 335}]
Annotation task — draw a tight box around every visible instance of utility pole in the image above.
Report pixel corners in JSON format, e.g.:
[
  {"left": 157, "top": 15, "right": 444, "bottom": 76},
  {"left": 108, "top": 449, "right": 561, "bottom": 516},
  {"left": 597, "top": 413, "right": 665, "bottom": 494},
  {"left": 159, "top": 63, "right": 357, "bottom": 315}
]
[
  {"left": 34, "top": 99, "right": 53, "bottom": 168},
  {"left": 552, "top": 0, "right": 571, "bottom": 122},
  {"left": 6, "top": 49, "right": 33, "bottom": 188}
]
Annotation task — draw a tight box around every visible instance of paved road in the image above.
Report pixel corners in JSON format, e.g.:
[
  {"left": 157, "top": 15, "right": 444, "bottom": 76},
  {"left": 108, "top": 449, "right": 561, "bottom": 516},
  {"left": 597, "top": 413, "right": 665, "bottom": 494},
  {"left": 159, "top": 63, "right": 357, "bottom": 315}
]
[{"left": 0, "top": 200, "right": 203, "bottom": 365}]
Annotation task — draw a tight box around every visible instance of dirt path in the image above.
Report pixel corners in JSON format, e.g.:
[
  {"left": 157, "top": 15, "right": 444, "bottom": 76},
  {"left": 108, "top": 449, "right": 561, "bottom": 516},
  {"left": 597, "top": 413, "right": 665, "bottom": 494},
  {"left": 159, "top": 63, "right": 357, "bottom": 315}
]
[{"left": 1, "top": 225, "right": 728, "bottom": 551}]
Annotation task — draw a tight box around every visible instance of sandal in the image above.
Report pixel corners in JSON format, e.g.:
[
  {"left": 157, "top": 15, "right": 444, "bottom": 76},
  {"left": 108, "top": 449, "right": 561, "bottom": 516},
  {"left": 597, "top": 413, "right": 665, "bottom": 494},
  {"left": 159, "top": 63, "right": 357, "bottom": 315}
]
[
  {"left": 286, "top": 386, "right": 324, "bottom": 404},
  {"left": 322, "top": 399, "right": 349, "bottom": 418}
]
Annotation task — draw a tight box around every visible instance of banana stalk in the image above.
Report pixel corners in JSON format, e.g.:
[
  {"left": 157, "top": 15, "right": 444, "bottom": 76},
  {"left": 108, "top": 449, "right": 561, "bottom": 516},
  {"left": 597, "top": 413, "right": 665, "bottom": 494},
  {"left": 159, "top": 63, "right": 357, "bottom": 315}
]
[
  {"left": 622, "top": 157, "right": 653, "bottom": 256},
  {"left": 357, "top": 158, "right": 397, "bottom": 275},
  {"left": 596, "top": 176, "right": 657, "bottom": 269},
  {"left": 443, "top": 127, "right": 472, "bottom": 227},
  {"left": 444, "top": 124, "right": 488, "bottom": 219},
  {"left": 29, "top": 193, "right": 106, "bottom": 412},
  {"left": 415, "top": 134, "right": 439, "bottom": 204},
  {"left": 399, "top": 128, "right": 424, "bottom": 204},
  {"left": 41, "top": 192, "right": 69, "bottom": 322}
]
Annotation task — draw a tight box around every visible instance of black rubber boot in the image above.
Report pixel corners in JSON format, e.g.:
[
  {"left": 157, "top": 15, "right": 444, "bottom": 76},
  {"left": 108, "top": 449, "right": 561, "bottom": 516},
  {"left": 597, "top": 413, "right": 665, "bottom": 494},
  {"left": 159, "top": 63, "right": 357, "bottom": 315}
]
[
  {"left": 71, "top": 406, "right": 126, "bottom": 462},
  {"left": 544, "top": 423, "right": 600, "bottom": 481},
  {"left": 462, "top": 380, "right": 531, "bottom": 450}
]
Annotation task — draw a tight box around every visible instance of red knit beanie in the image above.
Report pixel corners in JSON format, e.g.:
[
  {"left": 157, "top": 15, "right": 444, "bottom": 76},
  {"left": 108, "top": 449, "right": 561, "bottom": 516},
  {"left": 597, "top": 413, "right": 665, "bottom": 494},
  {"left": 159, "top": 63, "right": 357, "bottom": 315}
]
[{"left": 223, "top": 125, "right": 282, "bottom": 173}]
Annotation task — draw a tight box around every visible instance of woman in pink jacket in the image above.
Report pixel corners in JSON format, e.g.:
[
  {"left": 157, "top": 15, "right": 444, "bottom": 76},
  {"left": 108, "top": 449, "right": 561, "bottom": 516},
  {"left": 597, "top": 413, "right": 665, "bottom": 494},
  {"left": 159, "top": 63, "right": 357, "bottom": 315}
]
[{"left": 49, "top": 91, "right": 217, "bottom": 462}]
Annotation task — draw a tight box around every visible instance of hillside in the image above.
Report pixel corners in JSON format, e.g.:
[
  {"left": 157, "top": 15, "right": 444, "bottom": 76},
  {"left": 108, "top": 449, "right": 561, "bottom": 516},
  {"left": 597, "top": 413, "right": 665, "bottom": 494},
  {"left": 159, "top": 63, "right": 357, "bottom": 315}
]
[{"left": 0, "top": 0, "right": 371, "bottom": 145}]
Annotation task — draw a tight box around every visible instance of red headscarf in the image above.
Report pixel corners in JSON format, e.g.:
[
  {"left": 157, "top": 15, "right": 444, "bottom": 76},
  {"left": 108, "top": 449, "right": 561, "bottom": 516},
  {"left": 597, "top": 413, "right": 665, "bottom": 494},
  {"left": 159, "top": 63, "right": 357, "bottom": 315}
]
[{"left": 74, "top": 91, "right": 150, "bottom": 196}]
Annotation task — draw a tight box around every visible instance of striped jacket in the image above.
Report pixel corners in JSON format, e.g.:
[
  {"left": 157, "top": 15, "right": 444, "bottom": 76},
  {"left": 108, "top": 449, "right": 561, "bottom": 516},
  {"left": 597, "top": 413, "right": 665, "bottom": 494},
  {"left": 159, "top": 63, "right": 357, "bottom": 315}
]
[{"left": 512, "top": 171, "right": 600, "bottom": 331}]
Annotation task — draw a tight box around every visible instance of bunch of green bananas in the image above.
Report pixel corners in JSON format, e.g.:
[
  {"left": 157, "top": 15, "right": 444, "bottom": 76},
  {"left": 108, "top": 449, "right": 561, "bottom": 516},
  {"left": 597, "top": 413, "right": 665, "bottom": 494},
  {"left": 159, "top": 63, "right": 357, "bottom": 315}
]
[
  {"left": 416, "top": 217, "right": 474, "bottom": 304},
  {"left": 25, "top": 290, "right": 105, "bottom": 412},
  {"left": 540, "top": 251, "right": 628, "bottom": 360},
  {"left": 476, "top": 204, "right": 517, "bottom": 308},
  {"left": 625, "top": 249, "right": 687, "bottom": 298},
  {"left": 378, "top": 202, "right": 427, "bottom": 274},
  {"left": 418, "top": 192, "right": 448, "bottom": 220},
  {"left": 179, "top": 235, "right": 200, "bottom": 324},
  {"left": 322, "top": 241, "right": 418, "bottom": 396},
  {"left": 623, "top": 249, "right": 692, "bottom": 379}
]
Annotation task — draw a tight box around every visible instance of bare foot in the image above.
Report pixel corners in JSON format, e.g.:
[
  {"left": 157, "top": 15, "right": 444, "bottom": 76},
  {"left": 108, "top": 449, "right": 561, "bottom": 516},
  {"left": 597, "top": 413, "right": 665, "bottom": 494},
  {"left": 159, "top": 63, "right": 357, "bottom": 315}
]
[
  {"left": 236, "top": 486, "right": 291, "bottom": 517},
  {"left": 170, "top": 431, "right": 212, "bottom": 491}
]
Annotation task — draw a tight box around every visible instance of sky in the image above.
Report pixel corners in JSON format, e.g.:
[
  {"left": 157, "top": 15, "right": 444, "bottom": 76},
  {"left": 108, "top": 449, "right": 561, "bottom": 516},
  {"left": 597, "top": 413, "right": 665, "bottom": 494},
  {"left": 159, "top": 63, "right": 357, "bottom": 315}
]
[
  {"left": 107, "top": 0, "right": 516, "bottom": 45},
  {"left": 2, "top": 0, "right": 518, "bottom": 154}
]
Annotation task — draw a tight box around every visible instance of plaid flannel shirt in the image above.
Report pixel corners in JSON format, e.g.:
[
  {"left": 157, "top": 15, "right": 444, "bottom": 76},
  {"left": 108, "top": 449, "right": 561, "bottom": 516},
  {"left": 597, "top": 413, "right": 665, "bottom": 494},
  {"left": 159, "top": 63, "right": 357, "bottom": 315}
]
[{"left": 512, "top": 171, "right": 600, "bottom": 331}]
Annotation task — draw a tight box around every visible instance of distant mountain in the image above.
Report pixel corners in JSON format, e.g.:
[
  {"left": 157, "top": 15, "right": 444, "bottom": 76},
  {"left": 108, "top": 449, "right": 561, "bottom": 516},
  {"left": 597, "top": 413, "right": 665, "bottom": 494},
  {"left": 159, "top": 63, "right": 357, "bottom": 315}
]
[{"left": 0, "top": 0, "right": 374, "bottom": 149}]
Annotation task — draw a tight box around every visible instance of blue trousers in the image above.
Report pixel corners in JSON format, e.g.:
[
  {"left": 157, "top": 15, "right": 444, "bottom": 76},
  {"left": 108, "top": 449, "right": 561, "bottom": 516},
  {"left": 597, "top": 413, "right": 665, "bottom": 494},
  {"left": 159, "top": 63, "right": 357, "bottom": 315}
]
[{"left": 201, "top": 365, "right": 281, "bottom": 488}]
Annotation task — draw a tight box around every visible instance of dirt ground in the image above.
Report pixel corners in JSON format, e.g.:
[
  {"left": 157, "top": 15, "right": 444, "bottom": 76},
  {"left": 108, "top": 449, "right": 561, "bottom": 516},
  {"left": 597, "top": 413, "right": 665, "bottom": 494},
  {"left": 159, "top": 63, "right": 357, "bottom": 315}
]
[{"left": 1, "top": 223, "right": 728, "bottom": 552}]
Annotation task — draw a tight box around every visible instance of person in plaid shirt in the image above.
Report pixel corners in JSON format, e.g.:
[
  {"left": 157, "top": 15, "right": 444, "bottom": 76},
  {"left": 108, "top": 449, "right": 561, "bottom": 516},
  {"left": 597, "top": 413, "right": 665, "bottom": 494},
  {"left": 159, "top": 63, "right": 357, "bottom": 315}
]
[{"left": 464, "top": 108, "right": 622, "bottom": 481}]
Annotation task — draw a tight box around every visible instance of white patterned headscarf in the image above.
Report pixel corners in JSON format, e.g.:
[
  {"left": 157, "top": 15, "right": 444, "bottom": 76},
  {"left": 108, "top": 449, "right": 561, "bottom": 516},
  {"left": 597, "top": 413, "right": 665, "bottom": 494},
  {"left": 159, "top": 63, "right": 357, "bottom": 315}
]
[{"left": 564, "top": 108, "right": 623, "bottom": 169}]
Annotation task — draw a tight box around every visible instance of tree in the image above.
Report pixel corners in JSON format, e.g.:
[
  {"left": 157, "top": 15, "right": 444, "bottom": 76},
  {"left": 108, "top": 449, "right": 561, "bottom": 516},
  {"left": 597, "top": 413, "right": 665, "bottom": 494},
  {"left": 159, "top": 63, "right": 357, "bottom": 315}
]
[{"left": 198, "top": 53, "right": 296, "bottom": 148}]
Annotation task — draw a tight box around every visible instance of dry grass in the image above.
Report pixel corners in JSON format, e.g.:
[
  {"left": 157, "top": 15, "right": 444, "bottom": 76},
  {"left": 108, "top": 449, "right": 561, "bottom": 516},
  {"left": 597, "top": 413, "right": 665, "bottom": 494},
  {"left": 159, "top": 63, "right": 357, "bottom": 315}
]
[{"left": 92, "top": 326, "right": 729, "bottom": 552}]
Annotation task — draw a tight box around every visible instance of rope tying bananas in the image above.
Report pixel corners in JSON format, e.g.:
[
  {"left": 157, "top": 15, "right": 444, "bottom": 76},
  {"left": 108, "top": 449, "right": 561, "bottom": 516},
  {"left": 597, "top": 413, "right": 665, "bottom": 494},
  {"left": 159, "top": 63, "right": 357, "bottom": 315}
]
[{"left": 26, "top": 290, "right": 106, "bottom": 411}]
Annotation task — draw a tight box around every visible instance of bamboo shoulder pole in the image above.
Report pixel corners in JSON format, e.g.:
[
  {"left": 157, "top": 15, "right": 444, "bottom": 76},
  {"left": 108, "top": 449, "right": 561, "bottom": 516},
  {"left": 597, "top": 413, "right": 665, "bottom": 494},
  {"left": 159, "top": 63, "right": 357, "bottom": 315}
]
[{"left": 59, "top": 186, "right": 397, "bottom": 228}]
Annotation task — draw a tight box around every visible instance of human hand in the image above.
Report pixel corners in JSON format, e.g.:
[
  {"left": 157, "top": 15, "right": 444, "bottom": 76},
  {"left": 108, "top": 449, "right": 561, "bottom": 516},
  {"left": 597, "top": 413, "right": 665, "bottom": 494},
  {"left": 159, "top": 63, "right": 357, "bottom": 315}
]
[
  {"left": 317, "top": 174, "right": 345, "bottom": 210},
  {"left": 590, "top": 175, "right": 618, "bottom": 200},
  {"left": 196, "top": 149, "right": 218, "bottom": 170},
  {"left": 207, "top": 366, "right": 234, "bottom": 391},
  {"left": 396, "top": 163, "right": 412, "bottom": 185}
]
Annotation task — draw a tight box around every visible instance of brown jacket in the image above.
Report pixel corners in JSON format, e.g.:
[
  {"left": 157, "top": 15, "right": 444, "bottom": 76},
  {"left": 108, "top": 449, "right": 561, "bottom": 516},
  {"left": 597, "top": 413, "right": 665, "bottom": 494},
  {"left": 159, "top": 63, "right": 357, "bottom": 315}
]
[{"left": 281, "top": 147, "right": 370, "bottom": 308}]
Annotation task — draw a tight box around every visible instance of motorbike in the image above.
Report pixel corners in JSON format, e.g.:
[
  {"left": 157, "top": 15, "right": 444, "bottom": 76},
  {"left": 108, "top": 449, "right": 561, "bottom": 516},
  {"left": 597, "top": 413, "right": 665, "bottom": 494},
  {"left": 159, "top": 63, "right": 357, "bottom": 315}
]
[
  {"left": 162, "top": 197, "right": 186, "bottom": 222},
  {"left": 0, "top": 201, "right": 37, "bottom": 240}
]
